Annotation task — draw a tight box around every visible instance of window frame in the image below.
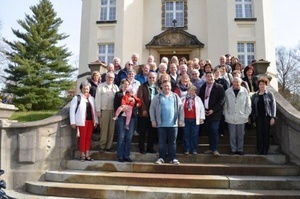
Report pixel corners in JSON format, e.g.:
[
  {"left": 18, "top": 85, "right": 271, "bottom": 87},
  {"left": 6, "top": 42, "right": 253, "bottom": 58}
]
[
  {"left": 98, "top": 43, "right": 115, "bottom": 64},
  {"left": 161, "top": 0, "right": 187, "bottom": 30},
  {"left": 237, "top": 42, "right": 255, "bottom": 67},
  {"left": 99, "top": 0, "right": 116, "bottom": 22},
  {"left": 235, "top": 0, "right": 256, "bottom": 21}
]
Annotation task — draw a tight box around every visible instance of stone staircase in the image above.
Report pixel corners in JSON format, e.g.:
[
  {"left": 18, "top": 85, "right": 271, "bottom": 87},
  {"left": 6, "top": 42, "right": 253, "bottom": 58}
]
[{"left": 25, "top": 130, "right": 300, "bottom": 198}]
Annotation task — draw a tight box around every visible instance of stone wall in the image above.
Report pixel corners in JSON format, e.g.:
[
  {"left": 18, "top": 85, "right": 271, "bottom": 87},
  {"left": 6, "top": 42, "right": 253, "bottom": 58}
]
[
  {"left": 269, "top": 87, "right": 300, "bottom": 165},
  {"left": 0, "top": 104, "right": 77, "bottom": 190}
]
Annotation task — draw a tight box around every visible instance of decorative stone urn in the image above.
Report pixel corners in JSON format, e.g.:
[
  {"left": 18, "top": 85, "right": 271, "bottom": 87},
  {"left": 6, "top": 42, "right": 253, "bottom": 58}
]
[
  {"left": 252, "top": 59, "right": 272, "bottom": 81},
  {"left": 252, "top": 59, "right": 270, "bottom": 75},
  {"left": 0, "top": 103, "right": 18, "bottom": 120},
  {"left": 88, "top": 60, "right": 107, "bottom": 74}
]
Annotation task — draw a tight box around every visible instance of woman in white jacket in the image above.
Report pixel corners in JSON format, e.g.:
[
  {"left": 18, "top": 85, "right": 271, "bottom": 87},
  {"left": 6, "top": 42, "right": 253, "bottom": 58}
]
[
  {"left": 224, "top": 77, "right": 251, "bottom": 155},
  {"left": 70, "top": 81, "right": 98, "bottom": 161},
  {"left": 181, "top": 85, "right": 205, "bottom": 155}
]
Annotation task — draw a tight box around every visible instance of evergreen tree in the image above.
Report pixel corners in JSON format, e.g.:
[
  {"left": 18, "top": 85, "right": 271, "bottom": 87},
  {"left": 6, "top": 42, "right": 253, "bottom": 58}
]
[{"left": 2, "top": 0, "right": 75, "bottom": 110}]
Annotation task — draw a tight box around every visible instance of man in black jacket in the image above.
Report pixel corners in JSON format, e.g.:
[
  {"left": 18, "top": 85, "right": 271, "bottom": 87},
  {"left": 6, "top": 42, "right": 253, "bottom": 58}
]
[{"left": 199, "top": 72, "right": 225, "bottom": 156}]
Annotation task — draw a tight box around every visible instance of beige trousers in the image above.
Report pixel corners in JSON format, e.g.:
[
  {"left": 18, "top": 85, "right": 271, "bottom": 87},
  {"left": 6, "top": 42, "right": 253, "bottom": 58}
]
[{"left": 99, "top": 110, "right": 115, "bottom": 150}]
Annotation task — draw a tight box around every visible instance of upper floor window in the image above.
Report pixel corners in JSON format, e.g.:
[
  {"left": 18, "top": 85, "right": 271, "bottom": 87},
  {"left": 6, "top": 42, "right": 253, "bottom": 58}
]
[
  {"left": 165, "top": 1, "right": 184, "bottom": 27},
  {"left": 237, "top": 43, "right": 255, "bottom": 67},
  {"left": 236, "top": 0, "right": 253, "bottom": 18},
  {"left": 100, "top": 0, "right": 116, "bottom": 21},
  {"left": 162, "top": 0, "right": 187, "bottom": 30},
  {"left": 98, "top": 44, "right": 114, "bottom": 64}
]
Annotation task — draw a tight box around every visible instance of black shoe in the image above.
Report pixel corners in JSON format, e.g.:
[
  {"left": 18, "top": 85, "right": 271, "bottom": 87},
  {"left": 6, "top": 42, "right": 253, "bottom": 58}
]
[
  {"left": 117, "top": 158, "right": 124, "bottom": 162},
  {"left": 230, "top": 151, "right": 235, "bottom": 155},
  {"left": 146, "top": 149, "right": 156, "bottom": 154},
  {"left": 237, "top": 151, "right": 244, "bottom": 155},
  {"left": 106, "top": 148, "right": 114, "bottom": 152},
  {"left": 139, "top": 149, "right": 146, "bottom": 154},
  {"left": 124, "top": 157, "right": 133, "bottom": 162},
  {"left": 99, "top": 148, "right": 105, "bottom": 153}
]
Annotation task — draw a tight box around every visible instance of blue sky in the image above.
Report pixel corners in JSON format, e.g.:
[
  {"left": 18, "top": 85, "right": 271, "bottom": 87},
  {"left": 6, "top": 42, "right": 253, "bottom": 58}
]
[{"left": 0, "top": 0, "right": 300, "bottom": 65}]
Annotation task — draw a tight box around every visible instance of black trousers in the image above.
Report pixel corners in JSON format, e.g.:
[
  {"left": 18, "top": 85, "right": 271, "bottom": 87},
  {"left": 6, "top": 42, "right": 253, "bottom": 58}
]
[
  {"left": 138, "top": 117, "right": 157, "bottom": 151},
  {"left": 255, "top": 115, "right": 271, "bottom": 154}
]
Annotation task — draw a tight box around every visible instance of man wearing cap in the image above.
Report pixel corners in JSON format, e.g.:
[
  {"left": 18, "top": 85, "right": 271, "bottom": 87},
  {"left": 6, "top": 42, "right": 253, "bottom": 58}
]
[{"left": 116, "top": 60, "right": 134, "bottom": 86}]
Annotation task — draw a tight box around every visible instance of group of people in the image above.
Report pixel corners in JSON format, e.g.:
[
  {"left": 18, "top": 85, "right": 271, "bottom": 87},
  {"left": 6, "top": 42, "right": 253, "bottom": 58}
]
[{"left": 69, "top": 53, "right": 277, "bottom": 165}]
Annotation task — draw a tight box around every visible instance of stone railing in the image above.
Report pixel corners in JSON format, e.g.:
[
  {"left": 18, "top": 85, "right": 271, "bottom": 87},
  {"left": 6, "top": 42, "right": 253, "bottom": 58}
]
[
  {"left": 268, "top": 86, "right": 300, "bottom": 165},
  {"left": 0, "top": 104, "right": 76, "bottom": 190}
]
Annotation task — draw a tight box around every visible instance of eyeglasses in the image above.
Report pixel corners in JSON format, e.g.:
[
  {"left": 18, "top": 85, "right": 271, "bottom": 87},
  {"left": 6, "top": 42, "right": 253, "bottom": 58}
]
[
  {"left": 192, "top": 73, "right": 198, "bottom": 75},
  {"left": 107, "top": 76, "right": 114, "bottom": 79},
  {"left": 148, "top": 77, "right": 155, "bottom": 79}
]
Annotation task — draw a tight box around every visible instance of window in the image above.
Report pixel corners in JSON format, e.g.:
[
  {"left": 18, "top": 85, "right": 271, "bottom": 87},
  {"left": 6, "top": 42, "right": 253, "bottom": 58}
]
[
  {"left": 98, "top": 44, "right": 114, "bottom": 64},
  {"left": 100, "top": 0, "right": 116, "bottom": 21},
  {"left": 165, "top": 1, "right": 184, "bottom": 27},
  {"left": 237, "top": 43, "right": 255, "bottom": 66},
  {"left": 161, "top": 0, "right": 187, "bottom": 29},
  {"left": 236, "top": 0, "right": 253, "bottom": 18}
]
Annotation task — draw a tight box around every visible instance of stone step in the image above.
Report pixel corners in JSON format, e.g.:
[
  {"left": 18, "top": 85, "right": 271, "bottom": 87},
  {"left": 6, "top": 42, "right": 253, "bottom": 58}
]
[
  {"left": 89, "top": 142, "right": 281, "bottom": 154},
  {"left": 44, "top": 170, "right": 300, "bottom": 190},
  {"left": 96, "top": 134, "right": 260, "bottom": 144},
  {"left": 63, "top": 161, "right": 300, "bottom": 176},
  {"left": 5, "top": 189, "right": 77, "bottom": 199},
  {"left": 73, "top": 151, "right": 288, "bottom": 165},
  {"left": 26, "top": 181, "right": 300, "bottom": 199}
]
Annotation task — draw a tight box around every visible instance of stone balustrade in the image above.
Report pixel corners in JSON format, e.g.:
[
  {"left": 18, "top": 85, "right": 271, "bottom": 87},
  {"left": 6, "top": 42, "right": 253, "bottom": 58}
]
[
  {"left": 268, "top": 86, "right": 300, "bottom": 165},
  {"left": 0, "top": 104, "right": 76, "bottom": 190}
]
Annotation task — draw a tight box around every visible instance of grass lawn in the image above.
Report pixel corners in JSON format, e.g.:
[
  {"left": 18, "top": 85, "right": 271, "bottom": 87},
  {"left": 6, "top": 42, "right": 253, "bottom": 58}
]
[{"left": 9, "top": 110, "right": 59, "bottom": 122}]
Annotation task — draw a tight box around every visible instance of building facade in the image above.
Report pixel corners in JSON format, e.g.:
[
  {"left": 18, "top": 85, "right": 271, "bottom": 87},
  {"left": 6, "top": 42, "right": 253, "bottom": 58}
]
[{"left": 78, "top": 0, "right": 277, "bottom": 89}]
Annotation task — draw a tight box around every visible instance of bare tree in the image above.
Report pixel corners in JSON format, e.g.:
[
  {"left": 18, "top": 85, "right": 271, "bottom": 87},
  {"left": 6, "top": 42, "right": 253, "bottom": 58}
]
[
  {"left": 276, "top": 46, "right": 300, "bottom": 96},
  {"left": 276, "top": 45, "right": 300, "bottom": 111},
  {"left": 0, "top": 20, "right": 8, "bottom": 89}
]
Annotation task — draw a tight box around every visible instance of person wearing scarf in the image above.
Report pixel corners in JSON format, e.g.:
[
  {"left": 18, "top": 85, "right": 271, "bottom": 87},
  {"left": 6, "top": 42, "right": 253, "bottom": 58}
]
[
  {"left": 181, "top": 85, "right": 205, "bottom": 155},
  {"left": 174, "top": 74, "right": 193, "bottom": 144}
]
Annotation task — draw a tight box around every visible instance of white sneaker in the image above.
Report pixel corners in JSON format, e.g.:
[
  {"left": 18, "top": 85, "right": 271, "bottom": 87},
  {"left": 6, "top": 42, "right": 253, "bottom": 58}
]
[
  {"left": 134, "top": 131, "right": 139, "bottom": 136},
  {"left": 155, "top": 158, "right": 164, "bottom": 164},
  {"left": 112, "top": 116, "right": 117, "bottom": 120},
  {"left": 170, "top": 159, "right": 180, "bottom": 165},
  {"left": 213, "top": 151, "right": 220, "bottom": 156}
]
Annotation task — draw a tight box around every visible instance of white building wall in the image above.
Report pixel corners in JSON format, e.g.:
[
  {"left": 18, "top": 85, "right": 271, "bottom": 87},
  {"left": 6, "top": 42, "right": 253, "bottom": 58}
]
[
  {"left": 79, "top": 0, "right": 277, "bottom": 89},
  {"left": 78, "top": 0, "right": 99, "bottom": 85}
]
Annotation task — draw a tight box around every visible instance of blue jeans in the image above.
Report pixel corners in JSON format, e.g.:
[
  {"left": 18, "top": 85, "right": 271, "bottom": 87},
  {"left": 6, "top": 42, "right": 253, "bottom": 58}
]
[
  {"left": 184, "top": 119, "right": 200, "bottom": 152},
  {"left": 206, "top": 121, "right": 220, "bottom": 152},
  {"left": 116, "top": 116, "right": 135, "bottom": 160},
  {"left": 157, "top": 127, "right": 178, "bottom": 161}
]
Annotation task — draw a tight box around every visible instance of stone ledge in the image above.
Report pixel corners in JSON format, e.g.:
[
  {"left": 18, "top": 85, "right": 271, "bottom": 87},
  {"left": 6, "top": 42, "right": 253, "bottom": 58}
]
[{"left": 0, "top": 103, "right": 18, "bottom": 120}]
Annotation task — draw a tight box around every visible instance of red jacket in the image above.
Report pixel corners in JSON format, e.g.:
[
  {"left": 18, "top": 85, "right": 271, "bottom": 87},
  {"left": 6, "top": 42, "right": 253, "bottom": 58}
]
[{"left": 121, "top": 92, "right": 142, "bottom": 108}]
